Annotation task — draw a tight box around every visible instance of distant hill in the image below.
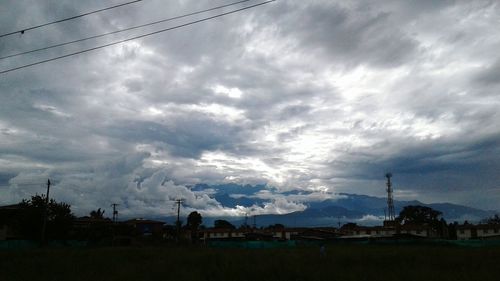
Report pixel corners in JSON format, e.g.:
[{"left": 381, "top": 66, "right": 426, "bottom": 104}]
[
  {"left": 254, "top": 194, "right": 495, "bottom": 227},
  {"left": 156, "top": 184, "right": 497, "bottom": 227},
  {"left": 252, "top": 198, "right": 494, "bottom": 227}
]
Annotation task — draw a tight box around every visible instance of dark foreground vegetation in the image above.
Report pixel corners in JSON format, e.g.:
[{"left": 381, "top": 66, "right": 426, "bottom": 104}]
[{"left": 2, "top": 244, "right": 500, "bottom": 281}]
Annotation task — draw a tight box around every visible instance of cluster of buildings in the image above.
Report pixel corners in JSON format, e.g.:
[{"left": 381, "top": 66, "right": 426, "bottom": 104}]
[
  {"left": 2, "top": 201, "right": 500, "bottom": 242},
  {"left": 456, "top": 224, "right": 500, "bottom": 240},
  {"left": 198, "top": 222, "right": 500, "bottom": 242}
]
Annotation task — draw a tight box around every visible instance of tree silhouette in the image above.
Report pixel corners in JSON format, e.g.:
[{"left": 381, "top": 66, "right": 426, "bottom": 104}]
[
  {"left": 396, "top": 205, "right": 442, "bottom": 225},
  {"left": 482, "top": 214, "right": 500, "bottom": 224},
  {"left": 187, "top": 211, "right": 202, "bottom": 243},
  {"left": 397, "top": 205, "right": 446, "bottom": 237},
  {"left": 340, "top": 223, "right": 358, "bottom": 230},
  {"left": 16, "top": 195, "right": 74, "bottom": 240},
  {"left": 267, "top": 223, "right": 285, "bottom": 230},
  {"left": 89, "top": 208, "right": 106, "bottom": 220},
  {"left": 214, "top": 219, "right": 235, "bottom": 229},
  {"left": 187, "top": 211, "right": 202, "bottom": 229}
]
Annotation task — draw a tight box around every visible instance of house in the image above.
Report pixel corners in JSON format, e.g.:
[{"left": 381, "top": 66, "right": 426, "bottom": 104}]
[
  {"left": 339, "top": 225, "right": 396, "bottom": 239},
  {"left": 200, "top": 228, "right": 303, "bottom": 241},
  {"left": 73, "top": 216, "right": 112, "bottom": 228},
  {"left": 340, "top": 223, "right": 440, "bottom": 239},
  {"left": 457, "top": 224, "right": 500, "bottom": 240},
  {"left": 272, "top": 228, "right": 302, "bottom": 240},
  {"left": 244, "top": 231, "right": 275, "bottom": 241},
  {"left": 200, "top": 228, "right": 247, "bottom": 241},
  {"left": 475, "top": 224, "right": 500, "bottom": 239},
  {"left": 291, "top": 228, "right": 337, "bottom": 241},
  {"left": 124, "top": 219, "right": 164, "bottom": 237},
  {"left": 71, "top": 216, "right": 115, "bottom": 240},
  {"left": 456, "top": 224, "right": 474, "bottom": 240},
  {"left": 0, "top": 204, "right": 23, "bottom": 240},
  {"left": 398, "top": 224, "right": 435, "bottom": 238}
]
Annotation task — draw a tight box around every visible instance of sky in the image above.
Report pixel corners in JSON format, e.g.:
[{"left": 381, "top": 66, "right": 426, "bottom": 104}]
[{"left": 0, "top": 0, "right": 499, "bottom": 219}]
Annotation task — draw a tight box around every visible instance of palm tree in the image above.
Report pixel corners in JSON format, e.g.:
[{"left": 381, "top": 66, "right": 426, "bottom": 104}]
[{"left": 89, "top": 208, "right": 105, "bottom": 220}]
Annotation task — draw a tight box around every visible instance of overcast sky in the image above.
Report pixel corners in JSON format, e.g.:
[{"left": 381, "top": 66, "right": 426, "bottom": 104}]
[{"left": 0, "top": 0, "right": 499, "bottom": 218}]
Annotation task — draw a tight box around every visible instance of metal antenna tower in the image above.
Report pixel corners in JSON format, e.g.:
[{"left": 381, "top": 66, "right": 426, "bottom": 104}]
[{"left": 385, "top": 173, "right": 395, "bottom": 221}]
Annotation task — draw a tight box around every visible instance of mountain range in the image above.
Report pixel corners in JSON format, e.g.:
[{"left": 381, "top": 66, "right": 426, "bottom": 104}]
[
  {"left": 250, "top": 194, "right": 496, "bottom": 227},
  {"left": 166, "top": 184, "right": 498, "bottom": 227},
  {"left": 145, "top": 184, "right": 498, "bottom": 227}
]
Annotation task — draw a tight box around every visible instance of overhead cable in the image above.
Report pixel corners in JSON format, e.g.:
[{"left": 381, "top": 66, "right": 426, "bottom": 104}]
[
  {"left": 0, "top": 0, "right": 275, "bottom": 75},
  {"left": 0, "top": 0, "right": 144, "bottom": 38},
  {"left": 0, "top": 0, "right": 251, "bottom": 60}
]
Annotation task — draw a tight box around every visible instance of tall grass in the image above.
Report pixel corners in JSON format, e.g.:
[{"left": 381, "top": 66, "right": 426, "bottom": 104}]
[{"left": 1, "top": 244, "right": 500, "bottom": 281}]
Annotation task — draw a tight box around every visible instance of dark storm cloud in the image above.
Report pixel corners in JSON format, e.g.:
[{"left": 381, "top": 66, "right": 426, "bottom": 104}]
[
  {"left": 104, "top": 116, "right": 247, "bottom": 158},
  {"left": 262, "top": 1, "right": 420, "bottom": 68}
]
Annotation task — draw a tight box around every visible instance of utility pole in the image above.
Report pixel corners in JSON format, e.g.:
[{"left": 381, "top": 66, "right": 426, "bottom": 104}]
[
  {"left": 244, "top": 212, "right": 248, "bottom": 227},
  {"left": 41, "top": 178, "right": 51, "bottom": 245},
  {"left": 253, "top": 215, "right": 257, "bottom": 229},
  {"left": 174, "top": 199, "right": 184, "bottom": 239},
  {"left": 111, "top": 203, "right": 119, "bottom": 223},
  {"left": 175, "top": 199, "right": 184, "bottom": 226}
]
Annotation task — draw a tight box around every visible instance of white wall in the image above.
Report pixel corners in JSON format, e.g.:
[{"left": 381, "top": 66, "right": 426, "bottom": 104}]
[
  {"left": 457, "top": 229, "right": 472, "bottom": 240},
  {"left": 477, "top": 228, "right": 500, "bottom": 238},
  {"left": 400, "top": 229, "right": 428, "bottom": 237}
]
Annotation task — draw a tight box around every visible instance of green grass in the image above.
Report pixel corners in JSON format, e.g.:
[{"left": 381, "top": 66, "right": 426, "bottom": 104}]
[{"left": 1, "top": 244, "right": 500, "bottom": 281}]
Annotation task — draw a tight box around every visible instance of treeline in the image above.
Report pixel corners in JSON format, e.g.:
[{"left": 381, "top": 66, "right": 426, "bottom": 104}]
[
  {"left": 3, "top": 195, "right": 500, "bottom": 244},
  {"left": 1, "top": 195, "right": 144, "bottom": 244}
]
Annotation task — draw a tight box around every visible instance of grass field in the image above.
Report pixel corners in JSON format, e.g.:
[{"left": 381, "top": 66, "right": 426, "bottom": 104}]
[{"left": 1, "top": 244, "right": 500, "bottom": 281}]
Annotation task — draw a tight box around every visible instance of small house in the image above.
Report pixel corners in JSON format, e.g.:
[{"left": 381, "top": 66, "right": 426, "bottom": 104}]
[{"left": 125, "top": 219, "right": 164, "bottom": 237}]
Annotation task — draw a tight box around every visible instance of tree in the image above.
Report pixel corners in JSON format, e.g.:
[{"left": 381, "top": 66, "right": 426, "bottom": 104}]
[
  {"left": 448, "top": 221, "right": 459, "bottom": 240},
  {"left": 187, "top": 211, "right": 202, "bottom": 229},
  {"left": 187, "top": 211, "right": 202, "bottom": 243},
  {"left": 79, "top": 208, "right": 114, "bottom": 244},
  {"left": 89, "top": 208, "right": 106, "bottom": 220},
  {"left": 397, "top": 205, "right": 442, "bottom": 225},
  {"left": 340, "top": 222, "right": 358, "bottom": 230},
  {"left": 16, "top": 195, "right": 74, "bottom": 240},
  {"left": 481, "top": 214, "right": 500, "bottom": 224},
  {"left": 214, "top": 219, "right": 235, "bottom": 229},
  {"left": 267, "top": 223, "right": 285, "bottom": 230}
]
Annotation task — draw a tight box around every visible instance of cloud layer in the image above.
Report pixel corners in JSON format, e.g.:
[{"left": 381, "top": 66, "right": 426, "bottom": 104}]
[{"left": 1, "top": 0, "right": 499, "bottom": 218}]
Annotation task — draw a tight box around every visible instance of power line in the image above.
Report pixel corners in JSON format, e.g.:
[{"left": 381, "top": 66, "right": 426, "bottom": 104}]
[
  {"left": 0, "top": 0, "right": 251, "bottom": 61},
  {"left": 0, "top": 0, "right": 275, "bottom": 75},
  {"left": 0, "top": 0, "right": 144, "bottom": 38}
]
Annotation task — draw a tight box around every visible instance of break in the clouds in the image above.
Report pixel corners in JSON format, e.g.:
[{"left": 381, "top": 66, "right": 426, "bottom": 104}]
[{"left": 0, "top": 0, "right": 499, "bottom": 219}]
